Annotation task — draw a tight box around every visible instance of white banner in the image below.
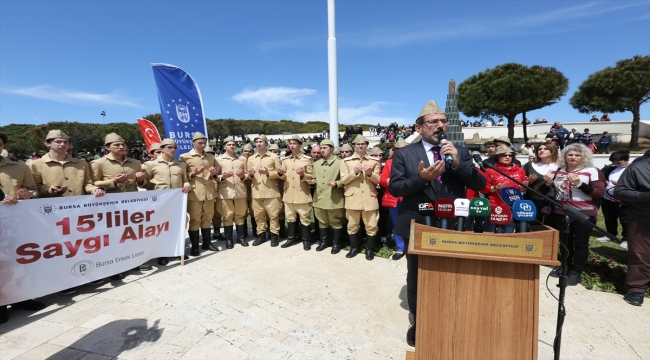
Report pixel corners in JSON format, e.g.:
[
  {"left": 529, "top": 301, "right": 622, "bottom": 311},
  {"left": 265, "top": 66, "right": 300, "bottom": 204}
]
[{"left": 0, "top": 189, "right": 187, "bottom": 306}]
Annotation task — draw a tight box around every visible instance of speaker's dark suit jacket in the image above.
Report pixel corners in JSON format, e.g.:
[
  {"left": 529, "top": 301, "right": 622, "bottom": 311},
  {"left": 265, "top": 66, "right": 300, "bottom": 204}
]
[{"left": 389, "top": 140, "right": 486, "bottom": 240}]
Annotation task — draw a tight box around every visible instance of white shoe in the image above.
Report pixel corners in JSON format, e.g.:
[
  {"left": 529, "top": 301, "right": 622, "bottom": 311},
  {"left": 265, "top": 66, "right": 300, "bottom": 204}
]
[
  {"left": 595, "top": 236, "right": 609, "bottom": 242},
  {"left": 620, "top": 241, "right": 628, "bottom": 249}
]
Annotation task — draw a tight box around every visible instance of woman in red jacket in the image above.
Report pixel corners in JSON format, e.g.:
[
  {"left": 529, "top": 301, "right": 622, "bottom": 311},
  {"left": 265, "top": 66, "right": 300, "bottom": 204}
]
[
  {"left": 380, "top": 138, "right": 407, "bottom": 260},
  {"left": 480, "top": 145, "right": 528, "bottom": 233}
]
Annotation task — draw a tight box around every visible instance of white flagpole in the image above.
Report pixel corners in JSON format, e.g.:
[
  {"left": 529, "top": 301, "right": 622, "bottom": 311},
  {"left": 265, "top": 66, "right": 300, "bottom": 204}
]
[{"left": 327, "top": 0, "right": 339, "bottom": 147}]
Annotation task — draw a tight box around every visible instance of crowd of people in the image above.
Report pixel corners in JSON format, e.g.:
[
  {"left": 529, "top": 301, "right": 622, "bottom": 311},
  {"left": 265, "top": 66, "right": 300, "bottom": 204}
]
[{"left": 1, "top": 104, "right": 647, "bottom": 341}]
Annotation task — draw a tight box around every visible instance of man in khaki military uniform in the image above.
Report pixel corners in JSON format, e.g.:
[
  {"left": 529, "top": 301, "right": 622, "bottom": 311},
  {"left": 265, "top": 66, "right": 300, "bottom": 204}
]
[
  {"left": 216, "top": 137, "right": 249, "bottom": 248},
  {"left": 310, "top": 139, "right": 345, "bottom": 253},
  {"left": 29, "top": 130, "right": 104, "bottom": 198},
  {"left": 180, "top": 132, "right": 220, "bottom": 253},
  {"left": 247, "top": 135, "right": 282, "bottom": 246},
  {"left": 269, "top": 143, "right": 287, "bottom": 239},
  {"left": 91, "top": 133, "right": 147, "bottom": 193},
  {"left": 206, "top": 145, "right": 227, "bottom": 242},
  {"left": 340, "top": 143, "right": 353, "bottom": 159},
  {"left": 143, "top": 143, "right": 162, "bottom": 166},
  {"left": 143, "top": 138, "right": 192, "bottom": 264},
  {"left": 241, "top": 143, "right": 256, "bottom": 237},
  {"left": 0, "top": 133, "right": 46, "bottom": 324},
  {"left": 277, "top": 135, "right": 314, "bottom": 250},
  {"left": 341, "top": 134, "right": 381, "bottom": 260}
]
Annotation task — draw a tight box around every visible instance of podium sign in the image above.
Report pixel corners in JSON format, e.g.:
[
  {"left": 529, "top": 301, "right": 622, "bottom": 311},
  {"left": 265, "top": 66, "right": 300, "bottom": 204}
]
[{"left": 406, "top": 222, "right": 559, "bottom": 360}]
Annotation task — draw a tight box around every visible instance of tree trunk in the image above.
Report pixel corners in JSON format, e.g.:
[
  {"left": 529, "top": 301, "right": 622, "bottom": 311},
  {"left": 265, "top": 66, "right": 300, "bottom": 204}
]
[
  {"left": 630, "top": 105, "right": 640, "bottom": 150},
  {"left": 506, "top": 114, "right": 516, "bottom": 144},
  {"left": 522, "top": 111, "right": 528, "bottom": 142}
]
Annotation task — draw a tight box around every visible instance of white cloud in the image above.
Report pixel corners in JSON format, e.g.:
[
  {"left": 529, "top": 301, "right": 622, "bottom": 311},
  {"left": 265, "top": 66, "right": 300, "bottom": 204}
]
[
  {"left": 232, "top": 87, "right": 317, "bottom": 111},
  {"left": 0, "top": 85, "right": 144, "bottom": 108},
  {"left": 290, "top": 102, "right": 410, "bottom": 126}
]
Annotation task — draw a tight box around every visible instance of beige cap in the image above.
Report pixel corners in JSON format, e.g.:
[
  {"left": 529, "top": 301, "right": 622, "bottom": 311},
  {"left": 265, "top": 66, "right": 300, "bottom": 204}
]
[
  {"left": 333, "top": 147, "right": 340, "bottom": 155},
  {"left": 418, "top": 100, "right": 445, "bottom": 119},
  {"left": 320, "top": 139, "right": 335, "bottom": 147},
  {"left": 369, "top": 147, "right": 383, "bottom": 156},
  {"left": 192, "top": 132, "right": 207, "bottom": 141},
  {"left": 288, "top": 134, "right": 302, "bottom": 143},
  {"left": 341, "top": 143, "right": 353, "bottom": 152},
  {"left": 254, "top": 134, "right": 268, "bottom": 143},
  {"left": 161, "top": 138, "right": 177, "bottom": 147},
  {"left": 242, "top": 143, "right": 254, "bottom": 150},
  {"left": 45, "top": 129, "right": 70, "bottom": 141},
  {"left": 268, "top": 143, "right": 279, "bottom": 150},
  {"left": 223, "top": 136, "right": 236, "bottom": 144},
  {"left": 491, "top": 145, "right": 515, "bottom": 159},
  {"left": 205, "top": 146, "right": 215, "bottom": 153},
  {"left": 494, "top": 135, "right": 511, "bottom": 146},
  {"left": 149, "top": 143, "right": 161, "bottom": 153},
  {"left": 352, "top": 134, "right": 369, "bottom": 144},
  {"left": 104, "top": 133, "right": 125, "bottom": 145},
  {"left": 394, "top": 138, "right": 408, "bottom": 148}
]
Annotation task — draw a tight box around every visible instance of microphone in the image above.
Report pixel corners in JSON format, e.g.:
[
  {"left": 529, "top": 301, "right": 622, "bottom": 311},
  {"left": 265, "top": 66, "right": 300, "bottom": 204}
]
[
  {"left": 471, "top": 151, "right": 486, "bottom": 171},
  {"left": 438, "top": 131, "right": 453, "bottom": 164},
  {"left": 453, "top": 198, "right": 470, "bottom": 232},
  {"left": 499, "top": 187, "right": 523, "bottom": 207},
  {"left": 418, "top": 201, "right": 435, "bottom": 227},
  {"left": 489, "top": 205, "right": 513, "bottom": 233},
  {"left": 469, "top": 198, "right": 490, "bottom": 233},
  {"left": 513, "top": 200, "right": 536, "bottom": 233},
  {"left": 434, "top": 198, "right": 455, "bottom": 229}
]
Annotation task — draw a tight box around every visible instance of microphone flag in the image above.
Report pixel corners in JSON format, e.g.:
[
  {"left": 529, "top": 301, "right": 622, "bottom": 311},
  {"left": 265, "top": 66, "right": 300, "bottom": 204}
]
[
  {"left": 513, "top": 200, "right": 537, "bottom": 221},
  {"left": 499, "top": 187, "right": 523, "bottom": 206},
  {"left": 151, "top": 63, "right": 208, "bottom": 159},
  {"left": 137, "top": 118, "right": 163, "bottom": 151},
  {"left": 489, "top": 205, "right": 512, "bottom": 225},
  {"left": 469, "top": 198, "right": 490, "bottom": 218},
  {"left": 434, "top": 198, "right": 455, "bottom": 229}
]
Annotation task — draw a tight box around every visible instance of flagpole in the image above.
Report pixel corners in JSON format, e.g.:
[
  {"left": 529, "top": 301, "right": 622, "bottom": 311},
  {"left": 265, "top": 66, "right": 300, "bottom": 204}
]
[{"left": 327, "top": 0, "right": 339, "bottom": 147}]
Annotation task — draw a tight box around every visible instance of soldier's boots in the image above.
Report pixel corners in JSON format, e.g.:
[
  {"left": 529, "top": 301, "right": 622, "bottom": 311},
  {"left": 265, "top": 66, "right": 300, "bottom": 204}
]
[
  {"left": 331, "top": 228, "right": 342, "bottom": 254},
  {"left": 281, "top": 222, "right": 298, "bottom": 248},
  {"left": 301, "top": 223, "right": 312, "bottom": 251},
  {"left": 279, "top": 221, "right": 287, "bottom": 238},
  {"left": 236, "top": 224, "right": 248, "bottom": 247},
  {"left": 250, "top": 218, "right": 258, "bottom": 237},
  {"left": 310, "top": 221, "right": 319, "bottom": 243},
  {"left": 346, "top": 233, "right": 360, "bottom": 258},
  {"left": 189, "top": 230, "right": 201, "bottom": 256},
  {"left": 270, "top": 233, "right": 280, "bottom": 247},
  {"left": 252, "top": 233, "right": 266, "bottom": 246},
  {"left": 225, "top": 226, "right": 234, "bottom": 249},
  {"left": 316, "top": 227, "right": 329, "bottom": 251},
  {"left": 365, "top": 235, "right": 376, "bottom": 261},
  {"left": 202, "top": 228, "right": 219, "bottom": 252},
  {"left": 266, "top": 219, "right": 271, "bottom": 240}
]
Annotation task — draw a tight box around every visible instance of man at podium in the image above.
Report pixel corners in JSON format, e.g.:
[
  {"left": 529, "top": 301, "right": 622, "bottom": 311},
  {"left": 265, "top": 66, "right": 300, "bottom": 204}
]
[{"left": 389, "top": 100, "right": 486, "bottom": 347}]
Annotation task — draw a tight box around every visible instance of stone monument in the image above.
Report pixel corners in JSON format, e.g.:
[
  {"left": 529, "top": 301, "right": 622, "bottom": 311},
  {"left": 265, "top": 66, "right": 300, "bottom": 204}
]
[{"left": 445, "top": 79, "right": 465, "bottom": 146}]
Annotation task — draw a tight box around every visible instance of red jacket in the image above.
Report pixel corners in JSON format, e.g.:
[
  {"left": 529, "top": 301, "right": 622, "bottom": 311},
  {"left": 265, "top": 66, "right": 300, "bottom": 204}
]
[
  {"left": 480, "top": 164, "right": 527, "bottom": 208},
  {"left": 380, "top": 158, "right": 402, "bottom": 207}
]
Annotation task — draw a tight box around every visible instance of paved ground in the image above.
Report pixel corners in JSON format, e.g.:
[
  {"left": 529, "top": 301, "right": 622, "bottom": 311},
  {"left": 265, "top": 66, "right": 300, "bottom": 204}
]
[{"left": 1, "top": 235, "right": 648, "bottom": 360}]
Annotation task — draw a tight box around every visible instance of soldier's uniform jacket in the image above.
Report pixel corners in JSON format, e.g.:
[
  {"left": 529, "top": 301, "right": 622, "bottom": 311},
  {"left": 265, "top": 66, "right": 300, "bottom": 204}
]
[
  {"left": 180, "top": 149, "right": 220, "bottom": 201},
  {"left": 29, "top": 154, "right": 97, "bottom": 197},
  {"left": 216, "top": 153, "right": 248, "bottom": 200},
  {"left": 90, "top": 154, "right": 146, "bottom": 192},
  {"left": 0, "top": 156, "right": 38, "bottom": 198},
  {"left": 340, "top": 153, "right": 381, "bottom": 211},
  {"left": 313, "top": 156, "right": 344, "bottom": 209},
  {"left": 279, "top": 152, "right": 313, "bottom": 204},
  {"left": 241, "top": 155, "right": 253, "bottom": 201},
  {"left": 143, "top": 157, "right": 190, "bottom": 190},
  {"left": 247, "top": 151, "right": 282, "bottom": 199}
]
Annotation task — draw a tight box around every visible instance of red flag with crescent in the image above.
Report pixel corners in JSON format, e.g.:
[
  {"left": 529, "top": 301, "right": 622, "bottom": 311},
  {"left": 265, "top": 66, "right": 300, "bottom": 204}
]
[{"left": 137, "top": 118, "right": 162, "bottom": 151}]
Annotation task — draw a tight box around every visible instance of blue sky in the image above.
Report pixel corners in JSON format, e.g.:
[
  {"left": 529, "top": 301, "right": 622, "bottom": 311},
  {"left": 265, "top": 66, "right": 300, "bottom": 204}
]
[{"left": 1, "top": 0, "right": 648, "bottom": 127}]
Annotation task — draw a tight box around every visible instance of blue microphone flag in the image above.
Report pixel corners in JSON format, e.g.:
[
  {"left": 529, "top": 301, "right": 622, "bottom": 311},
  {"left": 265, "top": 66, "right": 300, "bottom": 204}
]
[
  {"left": 499, "top": 187, "right": 523, "bottom": 206},
  {"left": 151, "top": 63, "right": 208, "bottom": 159},
  {"left": 513, "top": 200, "right": 536, "bottom": 221}
]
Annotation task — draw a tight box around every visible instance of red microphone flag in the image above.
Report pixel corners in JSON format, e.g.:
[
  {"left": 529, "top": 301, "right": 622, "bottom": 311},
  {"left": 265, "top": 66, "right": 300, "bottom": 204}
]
[{"left": 137, "top": 118, "right": 162, "bottom": 151}]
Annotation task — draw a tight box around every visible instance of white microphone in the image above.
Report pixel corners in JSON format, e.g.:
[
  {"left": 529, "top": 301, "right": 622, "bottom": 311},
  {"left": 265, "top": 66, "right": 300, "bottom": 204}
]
[{"left": 454, "top": 198, "right": 470, "bottom": 232}]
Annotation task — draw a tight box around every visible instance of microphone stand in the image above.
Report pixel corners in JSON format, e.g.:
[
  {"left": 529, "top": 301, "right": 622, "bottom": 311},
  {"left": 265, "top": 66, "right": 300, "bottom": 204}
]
[{"left": 478, "top": 159, "right": 618, "bottom": 360}]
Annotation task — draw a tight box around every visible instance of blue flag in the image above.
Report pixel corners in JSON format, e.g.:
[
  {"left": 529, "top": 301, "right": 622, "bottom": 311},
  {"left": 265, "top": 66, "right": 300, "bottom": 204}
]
[{"left": 151, "top": 63, "right": 208, "bottom": 158}]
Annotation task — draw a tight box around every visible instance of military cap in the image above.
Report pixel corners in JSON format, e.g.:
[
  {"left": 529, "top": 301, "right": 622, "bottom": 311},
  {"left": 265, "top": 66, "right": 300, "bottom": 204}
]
[
  {"left": 254, "top": 134, "right": 268, "bottom": 142},
  {"left": 242, "top": 143, "right": 254, "bottom": 150},
  {"left": 149, "top": 143, "right": 161, "bottom": 153},
  {"left": 192, "top": 132, "right": 207, "bottom": 141},
  {"left": 161, "top": 138, "right": 177, "bottom": 147},
  {"left": 268, "top": 143, "right": 279, "bottom": 150},
  {"left": 288, "top": 134, "right": 302, "bottom": 143},
  {"left": 341, "top": 143, "right": 353, "bottom": 152},
  {"left": 223, "top": 136, "right": 236, "bottom": 144},
  {"left": 352, "top": 134, "right": 369, "bottom": 144},
  {"left": 320, "top": 139, "right": 335, "bottom": 147},
  {"left": 205, "top": 146, "right": 215, "bottom": 154},
  {"left": 394, "top": 138, "right": 408, "bottom": 148},
  {"left": 494, "top": 135, "right": 512, "bottom": 146},
  {"left": 491, "top": 145, "right": 515, "bottom": 159},
  {"left": 369, "top": 147, "right": 383, "bottom": 156},
  {"left": 333, "top": 147, "right": 340, "bottom": 155},
  {"left": 104, "top": 133, "right": 125, "bottom": 145},
  {"left": 45, "top": 129, "right": 70, "bottom": 141},
  {"left": 418, "top": 100, "right": 445, "bottom": 119}
]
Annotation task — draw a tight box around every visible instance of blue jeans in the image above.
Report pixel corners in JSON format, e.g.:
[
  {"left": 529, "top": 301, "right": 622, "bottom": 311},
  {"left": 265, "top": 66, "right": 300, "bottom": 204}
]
[
  {"left": 388, "top": 202, "right": 405, "bottom": 252},
  {"left": 486, "top": 222, "right": 516, "bottom": 233}
]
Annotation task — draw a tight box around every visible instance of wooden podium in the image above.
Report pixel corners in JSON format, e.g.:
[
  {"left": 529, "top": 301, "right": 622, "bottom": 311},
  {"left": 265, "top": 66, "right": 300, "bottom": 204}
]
[{"left": 405, "top": 221, "right": 559, "bottom": 360}]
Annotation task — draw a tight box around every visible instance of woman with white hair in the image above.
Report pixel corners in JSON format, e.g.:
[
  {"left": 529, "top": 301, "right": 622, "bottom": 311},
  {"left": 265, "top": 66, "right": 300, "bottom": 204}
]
[{"left": 539, "top": 143, "right": 606, "bottom": 286}]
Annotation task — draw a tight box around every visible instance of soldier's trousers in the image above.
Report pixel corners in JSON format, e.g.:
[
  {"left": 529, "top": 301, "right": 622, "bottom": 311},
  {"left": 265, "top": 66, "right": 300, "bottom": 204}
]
[
  {"left": 252, "top": 198, "right": 281, "bottom": 235},
  {"left": 346, "top": 209, "right": 378, "bottom": 236},
  {"left": 285, "top": 203, "right": 312, "bottom": 226},
  {"left": 212, "top": 200, "right": 222, "bottom": 232},
  {"left": 218, "top": 198, "right": 248, "bottom": 226},
  {"left": 188, "top": 200, "right": 215, "bottom": 231},
  {"left": 314, "top": 208, "right": 344, "bottom": 230}
]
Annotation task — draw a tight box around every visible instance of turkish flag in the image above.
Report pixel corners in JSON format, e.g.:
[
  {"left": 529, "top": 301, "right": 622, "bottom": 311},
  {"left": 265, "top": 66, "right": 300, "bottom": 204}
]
[{"left": 137, "top": 118, "right": 162, "bottom": 151}]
